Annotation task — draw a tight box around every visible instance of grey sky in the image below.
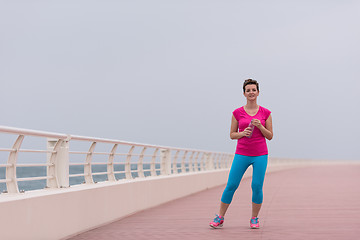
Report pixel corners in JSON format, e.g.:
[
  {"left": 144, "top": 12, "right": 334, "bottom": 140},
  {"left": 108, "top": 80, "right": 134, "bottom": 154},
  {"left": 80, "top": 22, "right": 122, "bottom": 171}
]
[{"left": 0, "top": 1, "right": 359, "bottom": 161}]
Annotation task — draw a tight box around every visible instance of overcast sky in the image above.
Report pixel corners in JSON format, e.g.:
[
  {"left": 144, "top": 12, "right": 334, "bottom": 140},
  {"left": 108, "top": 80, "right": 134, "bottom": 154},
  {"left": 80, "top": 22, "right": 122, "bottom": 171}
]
[{"left": 0, "top": 1, "right": 359, "bottom": 161}]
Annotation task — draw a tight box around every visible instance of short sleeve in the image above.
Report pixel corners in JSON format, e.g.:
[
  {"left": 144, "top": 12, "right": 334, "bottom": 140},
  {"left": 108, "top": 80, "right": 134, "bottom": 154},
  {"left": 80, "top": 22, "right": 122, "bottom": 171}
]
[
  {"left": 262, "top": 107, "right": 271, "bottom": 120},
  {"left": 232, "top": 108, "right": 241, "bottom": 121}
]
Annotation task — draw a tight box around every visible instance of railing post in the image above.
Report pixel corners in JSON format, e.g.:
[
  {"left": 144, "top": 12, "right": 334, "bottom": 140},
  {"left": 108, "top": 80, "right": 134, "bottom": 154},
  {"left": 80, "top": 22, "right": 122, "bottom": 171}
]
[
  {"left": 181, "top": 151, "right": 187, "bottom": 173},
  {"left": 188, "top": 152, "right": 194, "bottom": 172},
  {"left": 84, "top": 142, "right": 96, "bottom": 184},
  {"left": 200, "top": 152, "right": 206, "bottom": 171},
  {"left": 107, "top": 144, "right": 118, "bottom": 182},
  {"left": 205, "top": 153, "right": 214, "bottom": 170},
  {"left": 47, "top": 138, "right": 69, "bottom": 188},
  {"left": 160, "top": 149, "right": 172, "bottom": 175},
  {"left": 6, "top": 135, "right": 24, "bottom": 193},
  {"left": 172, "top": 150, "right": 180, "bottom": 174},
  {"left": 137, "top": 147, "right": 147, "bottom": 178},
  {"left": 126, "top": 146, "right": 135, "bottom": 179}
]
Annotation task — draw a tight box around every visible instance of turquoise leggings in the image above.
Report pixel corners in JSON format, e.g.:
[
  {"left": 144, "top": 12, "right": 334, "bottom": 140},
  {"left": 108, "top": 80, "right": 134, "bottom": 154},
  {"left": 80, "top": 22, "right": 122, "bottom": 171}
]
[{"left": 221, "top": 154, "right": 268, "bottom": 204}]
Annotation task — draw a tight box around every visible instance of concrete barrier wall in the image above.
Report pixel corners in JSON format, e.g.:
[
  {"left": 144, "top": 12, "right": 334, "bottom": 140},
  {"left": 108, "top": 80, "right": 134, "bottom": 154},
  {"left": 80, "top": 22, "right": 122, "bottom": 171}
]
[
  {"left": 0, "top": 161, "right": 331, "bottom": 240},
  {"left": 0, "top": 169, "right": 232, "bottom": 240}
]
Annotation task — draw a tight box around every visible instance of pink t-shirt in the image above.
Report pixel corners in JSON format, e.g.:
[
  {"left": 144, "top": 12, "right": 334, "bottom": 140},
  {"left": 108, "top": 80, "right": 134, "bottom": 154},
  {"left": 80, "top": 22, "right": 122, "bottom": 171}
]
[{"left": 232, "top": 106, "right": 271, "bottom": 156}]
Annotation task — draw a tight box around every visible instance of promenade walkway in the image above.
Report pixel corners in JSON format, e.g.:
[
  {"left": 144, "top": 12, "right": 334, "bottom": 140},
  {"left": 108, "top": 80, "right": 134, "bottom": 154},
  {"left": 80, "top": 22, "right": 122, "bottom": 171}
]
[{"left": 68, "top": 164, "right": 360, "bottom": 240}]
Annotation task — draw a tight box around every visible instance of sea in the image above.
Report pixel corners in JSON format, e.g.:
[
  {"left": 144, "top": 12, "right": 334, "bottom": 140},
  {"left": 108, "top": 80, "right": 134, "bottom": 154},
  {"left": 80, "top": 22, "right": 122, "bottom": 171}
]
[{"left": 0, "top": 163, "right": 181, "bottom": 193}]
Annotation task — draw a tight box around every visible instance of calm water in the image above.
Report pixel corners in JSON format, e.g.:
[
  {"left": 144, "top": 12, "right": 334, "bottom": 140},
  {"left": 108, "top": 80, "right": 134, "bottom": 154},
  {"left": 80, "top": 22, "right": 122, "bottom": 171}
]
[{"left": 0, "top": 163, "right": 188, "bottom": 193}]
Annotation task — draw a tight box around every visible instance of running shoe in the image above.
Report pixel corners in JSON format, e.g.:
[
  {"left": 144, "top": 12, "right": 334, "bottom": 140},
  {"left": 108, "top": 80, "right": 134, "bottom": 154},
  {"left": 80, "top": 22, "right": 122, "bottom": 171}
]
[
  {"left": 250, "top": 217, "right": 260, "bottom": 229},
  {"left": 209, "top": 214, "right": 224, "bottom": 229}
]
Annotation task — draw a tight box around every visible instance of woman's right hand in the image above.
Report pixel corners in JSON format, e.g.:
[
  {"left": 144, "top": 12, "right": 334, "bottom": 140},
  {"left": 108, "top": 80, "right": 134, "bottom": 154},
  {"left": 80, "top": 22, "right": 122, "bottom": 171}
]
[{"left": 242, "top": 127, "right": 253, "bottom": 137}]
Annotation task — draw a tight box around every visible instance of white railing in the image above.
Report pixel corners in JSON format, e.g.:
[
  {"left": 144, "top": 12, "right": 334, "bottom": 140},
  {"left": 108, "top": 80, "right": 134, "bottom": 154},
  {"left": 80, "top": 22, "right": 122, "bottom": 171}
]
[{"left": 0, "top": 126, "right": 234, "bottom": 194}]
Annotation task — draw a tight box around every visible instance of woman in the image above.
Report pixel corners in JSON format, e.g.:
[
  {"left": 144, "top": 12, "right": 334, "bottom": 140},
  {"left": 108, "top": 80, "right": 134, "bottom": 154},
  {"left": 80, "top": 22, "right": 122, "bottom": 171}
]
[{"left": 209, "top": 79, "right": 273, "bottom": 229}]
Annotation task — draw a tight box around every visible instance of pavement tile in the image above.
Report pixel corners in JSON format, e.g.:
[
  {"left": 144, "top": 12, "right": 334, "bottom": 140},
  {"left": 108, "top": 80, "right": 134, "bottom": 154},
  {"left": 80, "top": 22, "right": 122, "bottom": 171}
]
[{"left": 68, "top": 164, "right": 360, "bottom": 240}]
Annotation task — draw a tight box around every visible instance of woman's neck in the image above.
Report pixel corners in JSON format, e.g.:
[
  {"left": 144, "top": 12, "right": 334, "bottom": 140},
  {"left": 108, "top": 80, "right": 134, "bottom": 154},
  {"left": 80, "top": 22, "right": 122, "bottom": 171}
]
[{"left": 245, "top": 101, "right": 259, "bottom": 110}]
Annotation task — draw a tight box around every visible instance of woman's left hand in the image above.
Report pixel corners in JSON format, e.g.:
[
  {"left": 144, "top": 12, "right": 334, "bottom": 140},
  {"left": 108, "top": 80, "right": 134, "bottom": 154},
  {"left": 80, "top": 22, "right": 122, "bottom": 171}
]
[{"left": 252, "top": 119, "right": 263, "bottom": 128}]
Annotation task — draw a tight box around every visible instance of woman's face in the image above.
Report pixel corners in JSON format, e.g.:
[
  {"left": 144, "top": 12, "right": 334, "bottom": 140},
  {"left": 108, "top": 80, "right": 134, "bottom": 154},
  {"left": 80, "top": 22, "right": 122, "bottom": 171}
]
[{"left": 243, "top": 84, "right": 259, "bottom": 100}]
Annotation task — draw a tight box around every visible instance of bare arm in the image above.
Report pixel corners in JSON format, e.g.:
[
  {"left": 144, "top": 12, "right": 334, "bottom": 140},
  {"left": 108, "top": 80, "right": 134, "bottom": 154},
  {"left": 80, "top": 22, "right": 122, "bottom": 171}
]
[
  {"left": 230, "top": 115, "right": 252, "bottom": 140},
  {"left": 252, "top": 114, "right": 273, "bottom": 140}
]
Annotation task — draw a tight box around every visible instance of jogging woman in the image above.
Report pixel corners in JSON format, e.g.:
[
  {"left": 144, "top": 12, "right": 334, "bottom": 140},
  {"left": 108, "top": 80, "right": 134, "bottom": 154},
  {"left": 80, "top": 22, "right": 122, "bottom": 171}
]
[{"left": 209, "top": 79, "right": 273, "bottom": 229}]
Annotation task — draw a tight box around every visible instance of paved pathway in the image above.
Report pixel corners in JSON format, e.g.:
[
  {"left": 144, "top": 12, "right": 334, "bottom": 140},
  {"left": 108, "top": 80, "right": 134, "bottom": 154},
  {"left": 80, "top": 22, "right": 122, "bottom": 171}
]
[{"left": 68, "top": 164, "right": 360, "bottom": 240}]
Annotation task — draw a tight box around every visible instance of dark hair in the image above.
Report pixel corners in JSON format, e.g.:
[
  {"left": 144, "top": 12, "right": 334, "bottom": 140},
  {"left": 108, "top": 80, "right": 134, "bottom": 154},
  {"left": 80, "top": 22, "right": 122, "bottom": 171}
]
[{"left": 243, "top": 79, "right": 259, "bottom": 93}]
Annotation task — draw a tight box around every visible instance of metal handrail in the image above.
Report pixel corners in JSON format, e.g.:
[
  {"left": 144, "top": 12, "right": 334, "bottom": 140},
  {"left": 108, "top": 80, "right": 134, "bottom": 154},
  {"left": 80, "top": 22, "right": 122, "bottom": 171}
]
[
  {"left": 0, "top": 126, "right": 67, "bottom": 139},
  {"left": 0, "top": 125, "right": 234, "bottom": 194}
]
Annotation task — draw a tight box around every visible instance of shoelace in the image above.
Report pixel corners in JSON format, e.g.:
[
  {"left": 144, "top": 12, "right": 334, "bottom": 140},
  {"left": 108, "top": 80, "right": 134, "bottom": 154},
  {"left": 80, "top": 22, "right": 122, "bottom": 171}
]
[
  {"left": 250, "top": 218, "right": 259, "bottom": 224},
  {"left": 214, "top": 215, "right": 223, "bottom": 223}
]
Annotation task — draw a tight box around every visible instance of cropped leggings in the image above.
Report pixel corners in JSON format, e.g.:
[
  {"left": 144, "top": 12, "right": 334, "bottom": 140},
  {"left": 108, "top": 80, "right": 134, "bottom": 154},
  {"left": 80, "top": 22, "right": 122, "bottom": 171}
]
[{"left": 221, "top": 154, "right": 268, "bottom": 204}]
